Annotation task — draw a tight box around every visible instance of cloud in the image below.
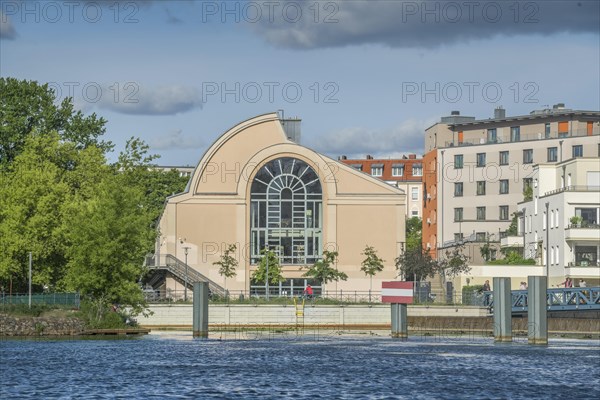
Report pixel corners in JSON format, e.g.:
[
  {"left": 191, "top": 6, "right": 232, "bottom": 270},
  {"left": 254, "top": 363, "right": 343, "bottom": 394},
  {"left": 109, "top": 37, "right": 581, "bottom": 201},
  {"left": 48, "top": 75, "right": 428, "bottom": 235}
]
[
  {"left": 0, "top": 12, "right": 17, "bottom": 40},
  {"left": 309, "top": 118, "right": 435, "bottom": 159},
  {"left": 150, "top": 129, "right": 205, "bottom": 150},
  {"left": 98, "top": 85, "right": 203, "bottom": 116},
  {"left": 249, "top": 1, "right": 600, "bottom": 49}
]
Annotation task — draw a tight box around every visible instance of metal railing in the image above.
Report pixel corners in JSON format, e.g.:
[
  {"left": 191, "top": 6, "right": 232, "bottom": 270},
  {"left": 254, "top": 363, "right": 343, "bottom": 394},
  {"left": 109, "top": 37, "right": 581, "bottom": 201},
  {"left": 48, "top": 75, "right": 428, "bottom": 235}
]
[
  {"left": 444, "top": 128, "right": 598, "bottom": 148},
  {"left": 144, "top": 254, "right": 226, "bottom": 297},
  {"left": 484, "top": 287, "right": 600, "bottom": 313},
  {"left": 544, "top": 185, "right": 600, "bottom": 196},
  {"left": 0, "top": 292, "right": 80, "bottom": 307}
]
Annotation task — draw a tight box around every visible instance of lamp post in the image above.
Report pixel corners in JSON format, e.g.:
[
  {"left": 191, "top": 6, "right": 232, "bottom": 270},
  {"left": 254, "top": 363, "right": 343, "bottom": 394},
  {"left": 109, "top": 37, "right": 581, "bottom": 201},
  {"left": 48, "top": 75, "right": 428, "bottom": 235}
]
[
  {"left": 265, "top": 246, "right": 269, "bottom": 300},
  {"left": 183, "top": 246, "right": 191, "bottom": 301}
]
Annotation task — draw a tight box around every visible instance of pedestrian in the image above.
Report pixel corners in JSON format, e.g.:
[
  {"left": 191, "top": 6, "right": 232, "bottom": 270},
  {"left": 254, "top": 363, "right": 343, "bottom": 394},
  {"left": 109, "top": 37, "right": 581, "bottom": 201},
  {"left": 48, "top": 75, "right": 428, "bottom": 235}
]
[
  {"left": 482, "top": 280, "right": 491, "bottom": 292},
  {"left": 559, "top": 277, "right": 573, "bottom": 288},
  {"left": 303, "top": 284, "right": 313, "bottom": 299},
  {"left": 579, "top": 279, "right": 587, "bottom": 288},
  {"left": 519, "top": 281, "right": 527, "bottom": 290}
]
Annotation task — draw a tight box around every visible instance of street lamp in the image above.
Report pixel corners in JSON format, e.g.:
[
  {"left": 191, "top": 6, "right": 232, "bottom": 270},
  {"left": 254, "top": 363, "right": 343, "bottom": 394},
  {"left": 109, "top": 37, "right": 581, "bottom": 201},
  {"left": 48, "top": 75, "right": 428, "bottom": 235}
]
[
  {"left": 265, "top": 245, "right": 269, "bottom": 300},
  {"left": 180, "top": 238, "right": 191, "bottom": 302}
]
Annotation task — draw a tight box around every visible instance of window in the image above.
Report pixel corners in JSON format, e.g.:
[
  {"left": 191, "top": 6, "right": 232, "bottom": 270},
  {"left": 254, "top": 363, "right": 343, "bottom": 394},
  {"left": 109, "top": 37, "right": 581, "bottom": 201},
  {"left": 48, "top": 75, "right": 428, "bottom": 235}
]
[
  {"left": 476, "top": 232, "right": 487, "bottom": 241},
  {"left": 558, "top": 121, "right": 569, "bottom": 136},
  {"left": 499, "top": 179, "right": 509, "bottom": 194},
  {"left": 550, "top": 246, "right": 554, "bottom": 265},
  {"left": 454, "top": 208, "right": 463, "bottom": 222},
  {"left": 411, "top": 187, "right": 419, "bottom": 200},
  {"left": 454, "top": 155, "right": 463, "bottom": 169},
  {"left": 487, "top": 128, "right": 497, "bottom": 143},
  {"left": 476, "top": 153, "right": 486, "bottom": 167},
  {"left": 550, "top": 210, "right": 554, "bottom": 228},
  {"left": 476, "top": 181, "right": 486, "bottom": 195},
  {"left": 572, "top": 145, "right": 583, "bottom": 158},
  {"left": 543, "top": 211, "right": 547, "bottom": 230},
  {"left": 544, "top": 123, "right": 551, "bottom": 139},
  {"left": 510, "top": 126, "right": 520, "bottom": 142},
  {"left": 371, "top": 165, "right": 383, "bottom": 176},
  {"left": 454, "top": 182, "right": 463, "bottom": 197},
  {"left": 499, "top": 151, "right": 509, "bottom": 166},
  {"left": 412, "top": 164, "right": 423, "bottom": 176},
  {"left": 391, "top": 164, "right": 404, "bottom": 176},
  {"left": 575, "top": 207, "right": 598, "bottom": 226},
  {"left": 574, "top": 245, "right": 598, "bottom": 267},
  {"left": 523, "top": 178, "right": 533, "bottom": 191},
  {"left": 555, "top": 209, "right": 559, "bottom": 228},
  {"left": 477, "top": 206, "right": 486, "bottom": 220},
  {"left": 523, "top": 149, "right": 533, "bottom": 164},
  {"left": 499, "top": 205, "right": 509, "bottom": 220},
  {"left": 250, "top": 157, "right": 323, "bottom": 265},
  {"left": 351, "top": 164, "right": 362, "bottom": 171},
  {"left": 411, "top": 210, "right": 418, "bottom": 217},
  {"left": 547, "top": 147, "right": 557, "bottom": 162}
]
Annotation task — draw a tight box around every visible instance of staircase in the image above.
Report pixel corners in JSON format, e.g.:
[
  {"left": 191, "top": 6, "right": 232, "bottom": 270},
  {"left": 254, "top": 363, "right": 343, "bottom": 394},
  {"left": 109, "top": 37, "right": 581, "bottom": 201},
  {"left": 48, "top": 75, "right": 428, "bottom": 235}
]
[{"left": 144, "top": 254, "right": 225, "bottom": 297}]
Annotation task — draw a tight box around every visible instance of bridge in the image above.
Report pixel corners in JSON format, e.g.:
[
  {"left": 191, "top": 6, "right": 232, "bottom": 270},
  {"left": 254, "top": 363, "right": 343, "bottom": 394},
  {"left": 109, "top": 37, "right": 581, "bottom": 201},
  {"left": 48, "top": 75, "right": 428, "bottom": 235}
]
[{"left": 485, "top": 287, "right": 600, "bottom": 313}]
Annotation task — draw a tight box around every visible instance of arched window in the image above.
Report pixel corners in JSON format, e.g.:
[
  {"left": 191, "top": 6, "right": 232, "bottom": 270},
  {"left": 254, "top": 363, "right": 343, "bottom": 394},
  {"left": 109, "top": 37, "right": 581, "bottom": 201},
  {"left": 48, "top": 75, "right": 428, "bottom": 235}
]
[{"left": 250, "top": 157, "right": 323, "bottom": 265}]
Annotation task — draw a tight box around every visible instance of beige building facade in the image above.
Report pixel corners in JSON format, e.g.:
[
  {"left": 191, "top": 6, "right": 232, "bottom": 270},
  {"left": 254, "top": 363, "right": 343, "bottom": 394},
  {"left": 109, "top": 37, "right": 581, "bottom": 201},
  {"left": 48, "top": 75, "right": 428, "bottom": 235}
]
[{"left": 153, "top": 113, "right": 406, "bottom": 296}]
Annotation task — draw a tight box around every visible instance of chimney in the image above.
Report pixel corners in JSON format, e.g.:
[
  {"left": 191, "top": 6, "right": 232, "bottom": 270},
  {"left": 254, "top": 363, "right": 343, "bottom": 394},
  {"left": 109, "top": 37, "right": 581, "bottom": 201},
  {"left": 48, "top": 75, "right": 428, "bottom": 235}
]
[
  {"left": 339, "top": 155, "right": 347, "bottom": 160},
  {"left": 553, "top": 103, "right": 566, "bottom": 110},
  {"left": 494, "top": 106, "right": 506, "bottom": 119},
  {"left": 408, "top": 154, "right": 416, "bottom": 159},
  {"left": 281, "top": 117, "right": 301, "bottom": 143},
  {"left": 366, "top": 155, "right": 373, "bottom": 160},
  {"left": 450, "top": 111, "right": 460, "bottom": 116}
]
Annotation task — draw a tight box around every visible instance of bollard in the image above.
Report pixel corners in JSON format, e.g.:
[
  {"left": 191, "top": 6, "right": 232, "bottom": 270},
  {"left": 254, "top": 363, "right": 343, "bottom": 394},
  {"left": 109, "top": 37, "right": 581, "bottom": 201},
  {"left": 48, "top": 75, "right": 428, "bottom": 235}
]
[
  {"left": 528, "top": 276, "right": 548, "bottom": 345},
  {"left": 493, "top": 277, "right": 512, "bottom": 342},
  {"left": 391, "top": 303, "right": 408, "bottom": 339},
  {"left": 193, "top": 282, "right": 209, "bottom": 338}
]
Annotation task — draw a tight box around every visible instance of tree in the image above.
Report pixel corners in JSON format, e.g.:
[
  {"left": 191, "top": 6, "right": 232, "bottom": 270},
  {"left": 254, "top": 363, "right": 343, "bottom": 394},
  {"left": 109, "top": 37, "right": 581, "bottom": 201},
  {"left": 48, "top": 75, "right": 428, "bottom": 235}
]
[
  {"left": 0, "top": 132, "right": 110, "bottom": 292},
  {"left": 438, "top": 244, "right": 471, "bottom": 280},
  {"left": 251, "top": 248, "right": 283, "bottom": 287},
  {"left": 0, "top": 78, "right": 111, "bottom": 168},
  {"left": 303, "top": 250, "right": 348, "bottom": 287},
  {"left": 406, "top": 217, "right": 422, "bottom": 252},
  {"left": 523, "top": 185, "right": 533, "bottom": 201},
  {"left": 213, "top": 244, "right": 238, "bottom": 290},
  {"left": 395, "top": 247, "right": 438, "bottom": 282},
  {"left": 360, "top": 245, "right": 385, "bottom": 295},
  {"left": 64, "top": 170, "right": 155, "bottom": 322}
]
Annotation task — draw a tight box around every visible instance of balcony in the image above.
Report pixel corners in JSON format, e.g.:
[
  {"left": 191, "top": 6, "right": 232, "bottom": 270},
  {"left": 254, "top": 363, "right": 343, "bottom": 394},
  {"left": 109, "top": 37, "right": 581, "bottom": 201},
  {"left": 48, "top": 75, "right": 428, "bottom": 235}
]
[
  {"left": 444, "top": 128, "right": 598, "bottom": 148},
  {"left": 500, "top": 235, "right": 524, "bottom": 248},
  {"left": 564, "top": 224, "right": 600, "bottom": 242},
  {"left": 544, "top": 186, "right": 600, "bottom": 196}
]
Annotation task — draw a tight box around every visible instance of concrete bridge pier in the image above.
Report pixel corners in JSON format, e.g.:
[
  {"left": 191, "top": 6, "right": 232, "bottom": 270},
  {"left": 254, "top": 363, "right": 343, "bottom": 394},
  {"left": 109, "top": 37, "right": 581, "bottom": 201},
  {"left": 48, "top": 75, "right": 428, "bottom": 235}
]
[
  {"left": 391, "top": 303, "right": 408, "bottom": 339},
  {"left": 528, "top": 276, "right": 548, "bottom": 345},
  {"left": 193, "top": 282, "right": 209, "bottom": 338},
  {"left": 493, "top": 277, "right": 512, "bottom": 342}
]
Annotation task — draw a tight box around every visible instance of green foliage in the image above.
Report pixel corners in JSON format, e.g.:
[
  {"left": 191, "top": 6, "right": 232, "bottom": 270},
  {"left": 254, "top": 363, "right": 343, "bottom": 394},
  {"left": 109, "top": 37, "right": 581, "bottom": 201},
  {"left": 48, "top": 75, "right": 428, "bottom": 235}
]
[
  {"left": 406, "top": 217, "right": 422, "bottom": 252},
  {"left": 251, "top": 249, "right": 283, "bottom": 285},
  {"left": 506, "top": 213, "right": 519, "bottom": 236},
  {"left": 361, "top": 245, "right": 384, "bottom": 291},
  {"left": 78, "top": 300, "right": 133, "bottom": 329},
  {"left": 487, "top": 251, "right": 536, "bottom": 265},
  {"left": 479, "top": 238, "right": 492, "bottom": 262},
  {"left": 303, "top": 250, "right": 348, "bottom": 285},
  {"left": 570, "top": 215, "right": 583, "bottom": 226},
  {"left": 0, "top": 77, "right": 111, "bottom": 168},
  {"left": 523, "top": 185, "right": 533, "bottom": 201},
  {"left": 461, "top": 285, "right": 484, "bottom": 305},
  {"left": 438, "top": 244, "right": 471, "bottom": 279},
  {"left": 213, "top": 244, "right": 239, "bottom": 289},
  {"left": 395, "top": 247, "right": 438, "bottom": 281}
]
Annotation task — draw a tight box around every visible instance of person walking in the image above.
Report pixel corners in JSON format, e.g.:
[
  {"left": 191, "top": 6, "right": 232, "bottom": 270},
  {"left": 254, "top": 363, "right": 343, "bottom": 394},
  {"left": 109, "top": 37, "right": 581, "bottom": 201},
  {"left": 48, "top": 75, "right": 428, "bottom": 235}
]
[
  {"left": 559, "top": 277, "right": 573, "bottom": 288},
  {"left": 303, "top": 284, "right": 313, "bottom": 299}
]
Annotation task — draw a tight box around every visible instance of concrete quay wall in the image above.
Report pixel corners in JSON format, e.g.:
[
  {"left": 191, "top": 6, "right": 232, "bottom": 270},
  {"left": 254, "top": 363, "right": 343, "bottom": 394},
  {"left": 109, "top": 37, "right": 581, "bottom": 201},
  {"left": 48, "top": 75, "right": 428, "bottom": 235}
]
[{"left": 139, "top": 305, "right": 599, "bottom": 334}]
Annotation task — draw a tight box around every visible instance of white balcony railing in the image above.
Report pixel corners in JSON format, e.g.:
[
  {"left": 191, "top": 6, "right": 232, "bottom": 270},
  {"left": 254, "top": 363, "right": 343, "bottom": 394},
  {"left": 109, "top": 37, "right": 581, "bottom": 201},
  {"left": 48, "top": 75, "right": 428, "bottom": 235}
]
[{"left": 500, "top": 235, "right": 525, "bottom": 248}]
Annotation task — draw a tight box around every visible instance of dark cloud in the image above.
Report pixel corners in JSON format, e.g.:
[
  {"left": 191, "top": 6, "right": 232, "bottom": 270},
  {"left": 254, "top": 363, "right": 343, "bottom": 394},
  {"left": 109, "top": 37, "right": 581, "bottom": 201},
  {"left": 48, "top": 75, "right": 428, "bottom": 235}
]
[
  {"left": 250, "top": 0, "right": 600, "bottom": 49},
  {"left": 98, "top": 85, "right": 203, "bottom": 116},
  {"left": 150, "top": 129, "right": 205, "bottom": 150},
  {"left": 309, "top": 118, "right": 432, "bottom": 159},
  {"left": 0, "top": 12, "right": 17, "bottom": 40}
]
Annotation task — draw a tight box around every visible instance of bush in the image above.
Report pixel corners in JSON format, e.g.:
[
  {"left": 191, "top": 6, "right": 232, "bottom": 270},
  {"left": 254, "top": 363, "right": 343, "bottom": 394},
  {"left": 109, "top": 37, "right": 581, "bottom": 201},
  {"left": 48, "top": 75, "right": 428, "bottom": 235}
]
[
  {"left": 488, "top": 251, "right": 536, "bottom": 265},
  {"left": 462, "top": 285, "right": 484, "bottom": 305}
]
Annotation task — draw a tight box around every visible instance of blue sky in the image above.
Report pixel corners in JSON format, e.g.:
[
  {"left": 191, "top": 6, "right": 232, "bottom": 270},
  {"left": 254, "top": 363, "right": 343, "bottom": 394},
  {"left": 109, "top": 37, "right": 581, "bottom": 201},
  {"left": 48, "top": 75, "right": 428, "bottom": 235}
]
[{"left": 1, "top": 0, "right": 599, "bottom": 165}]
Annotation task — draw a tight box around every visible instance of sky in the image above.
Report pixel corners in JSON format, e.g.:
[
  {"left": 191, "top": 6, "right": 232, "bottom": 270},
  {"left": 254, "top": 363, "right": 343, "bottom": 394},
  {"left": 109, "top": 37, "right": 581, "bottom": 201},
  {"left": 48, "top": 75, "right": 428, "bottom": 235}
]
[{"left": 1, "top": 0, "right": 599, "bottom": 166}]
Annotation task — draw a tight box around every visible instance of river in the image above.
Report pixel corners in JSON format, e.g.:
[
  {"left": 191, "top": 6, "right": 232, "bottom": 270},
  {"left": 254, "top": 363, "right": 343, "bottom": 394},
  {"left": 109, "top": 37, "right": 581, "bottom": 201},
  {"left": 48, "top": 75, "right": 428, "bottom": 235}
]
[{"left": 1, "top": 331, "right": 599, "bottom": 399}]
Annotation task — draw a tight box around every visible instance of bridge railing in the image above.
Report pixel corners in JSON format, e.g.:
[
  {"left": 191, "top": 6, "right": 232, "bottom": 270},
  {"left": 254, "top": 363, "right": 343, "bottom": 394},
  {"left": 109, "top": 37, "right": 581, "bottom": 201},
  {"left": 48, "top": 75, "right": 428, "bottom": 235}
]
[{"left": 484, "top": 287, "right": 600, "bottom": 312}]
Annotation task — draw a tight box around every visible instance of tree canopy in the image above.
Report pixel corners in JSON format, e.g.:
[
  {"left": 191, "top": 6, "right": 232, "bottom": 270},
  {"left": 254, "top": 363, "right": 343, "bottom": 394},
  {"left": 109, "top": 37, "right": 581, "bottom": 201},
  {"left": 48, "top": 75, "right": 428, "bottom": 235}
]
[
  {"left": 0, "top": 78, "right": 188, "bottom": 319},
  {"left": 303, "top": 250, "right": 348, "bottom": 285}
]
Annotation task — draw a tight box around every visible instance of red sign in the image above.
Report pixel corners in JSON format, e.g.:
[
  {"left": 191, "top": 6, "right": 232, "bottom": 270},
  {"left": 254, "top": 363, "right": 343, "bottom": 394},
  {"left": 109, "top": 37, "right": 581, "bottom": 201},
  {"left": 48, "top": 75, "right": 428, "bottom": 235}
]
[{"left": 381, "top": 281, "right": 414, "bottom": 304}]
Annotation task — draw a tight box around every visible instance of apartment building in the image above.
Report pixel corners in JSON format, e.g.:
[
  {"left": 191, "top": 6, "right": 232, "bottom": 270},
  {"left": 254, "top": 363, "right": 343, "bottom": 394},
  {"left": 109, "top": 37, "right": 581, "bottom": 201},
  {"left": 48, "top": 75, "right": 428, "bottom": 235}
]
[
  {"left": 339, "top": 155, "right": 423, "bottom": 218},
  {"left": 515, "top": 158, "right": 600, "bottom": 286},
  {"left": 154, "top": 165, "right": 195, "bottom": 178},
  {"left": 423, "top": 104, "right": 600, "bottom": 261}
]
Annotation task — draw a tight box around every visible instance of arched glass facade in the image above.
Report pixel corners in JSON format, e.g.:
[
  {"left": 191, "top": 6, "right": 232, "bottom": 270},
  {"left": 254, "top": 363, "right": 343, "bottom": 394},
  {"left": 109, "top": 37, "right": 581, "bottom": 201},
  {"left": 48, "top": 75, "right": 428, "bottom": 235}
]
[{"left": 250, "top": 157, "right": 323, "bottom": 265}]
